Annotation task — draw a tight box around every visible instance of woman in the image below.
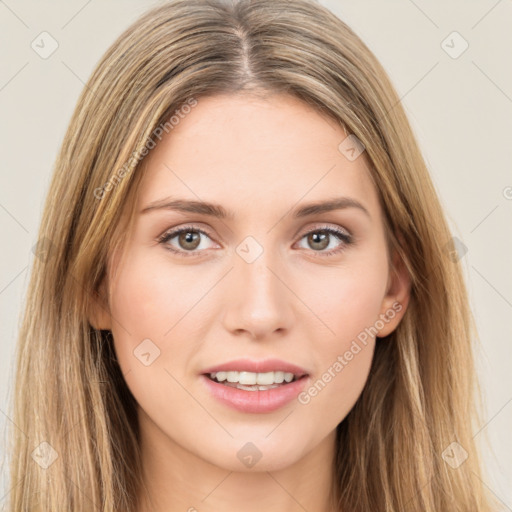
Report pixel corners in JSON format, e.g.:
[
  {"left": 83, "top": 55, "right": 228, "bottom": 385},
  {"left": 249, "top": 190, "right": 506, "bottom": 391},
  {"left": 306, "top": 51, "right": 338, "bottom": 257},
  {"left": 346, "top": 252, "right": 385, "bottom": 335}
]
[{"left": 7, "top": 0, "right": 496, "bottom": 510}]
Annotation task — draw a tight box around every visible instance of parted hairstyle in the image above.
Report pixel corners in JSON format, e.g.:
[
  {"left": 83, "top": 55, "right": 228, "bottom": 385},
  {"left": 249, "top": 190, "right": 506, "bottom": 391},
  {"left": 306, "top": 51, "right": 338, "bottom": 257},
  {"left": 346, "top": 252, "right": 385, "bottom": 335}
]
[{"left": 6, "top": 0, "right": 495, "bottom": 510}]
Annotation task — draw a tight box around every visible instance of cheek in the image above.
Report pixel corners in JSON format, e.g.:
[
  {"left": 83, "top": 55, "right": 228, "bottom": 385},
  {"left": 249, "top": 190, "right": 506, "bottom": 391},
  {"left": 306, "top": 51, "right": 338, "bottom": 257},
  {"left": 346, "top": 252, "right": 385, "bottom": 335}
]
[
  {"left": 296, "top": 252, "right": 388, "bottom": 414},
  {"left": 108, "top": 249, "right": 205, "bottom": 341},
  {"left": 107, "top": 251, "right": 205, "bottom": 419},
  {"left": 298, "top": 272, "right": 381, "bottom": 419},
  {"left": 107, "top": 251, "right": 184, "bottom": 374},
  {"left": 304, "top": 253, "right": 389, "bottom": 343},
  {"left": 107, "top": 249, "right": 224, "bottom": 396}
]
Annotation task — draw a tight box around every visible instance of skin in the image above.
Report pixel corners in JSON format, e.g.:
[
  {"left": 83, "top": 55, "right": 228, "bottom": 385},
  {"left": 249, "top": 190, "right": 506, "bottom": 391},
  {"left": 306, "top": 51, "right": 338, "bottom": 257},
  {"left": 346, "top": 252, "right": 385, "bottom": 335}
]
[{"left": 90, "top": 92, "right": 411, "bottom": 512}]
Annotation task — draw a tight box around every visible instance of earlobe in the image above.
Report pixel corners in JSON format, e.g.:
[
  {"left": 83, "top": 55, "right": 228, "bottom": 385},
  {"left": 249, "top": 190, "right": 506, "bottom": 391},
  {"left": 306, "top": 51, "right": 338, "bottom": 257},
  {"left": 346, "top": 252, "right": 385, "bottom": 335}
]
[
  {"left": 376, "top": 248, "right": 411, "bottom": 338},
  {"left": 87, "top": 279, "right": 112, "bottom": 331}
]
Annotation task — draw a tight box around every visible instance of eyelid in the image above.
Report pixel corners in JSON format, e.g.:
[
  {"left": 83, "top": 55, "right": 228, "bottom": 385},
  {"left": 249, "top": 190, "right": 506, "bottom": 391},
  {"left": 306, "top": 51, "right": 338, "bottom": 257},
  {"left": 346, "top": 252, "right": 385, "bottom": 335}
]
[{"left": 300, "top": 223, "right": 352, "bottom": 238}]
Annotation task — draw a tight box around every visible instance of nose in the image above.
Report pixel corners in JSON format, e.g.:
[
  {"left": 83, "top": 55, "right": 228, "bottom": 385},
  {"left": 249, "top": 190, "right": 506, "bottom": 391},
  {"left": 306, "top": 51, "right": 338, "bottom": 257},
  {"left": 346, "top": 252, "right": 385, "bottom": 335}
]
[{"left": 221, "top": 248, "right": 295, "bottom": 340}]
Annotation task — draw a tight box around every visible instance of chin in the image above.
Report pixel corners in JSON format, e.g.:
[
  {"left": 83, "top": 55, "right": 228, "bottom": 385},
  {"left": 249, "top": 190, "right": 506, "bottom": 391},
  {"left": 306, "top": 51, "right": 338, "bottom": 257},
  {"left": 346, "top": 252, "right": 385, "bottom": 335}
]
[{"left": 201, "top": 433, "right": 309, "bottom": 473}]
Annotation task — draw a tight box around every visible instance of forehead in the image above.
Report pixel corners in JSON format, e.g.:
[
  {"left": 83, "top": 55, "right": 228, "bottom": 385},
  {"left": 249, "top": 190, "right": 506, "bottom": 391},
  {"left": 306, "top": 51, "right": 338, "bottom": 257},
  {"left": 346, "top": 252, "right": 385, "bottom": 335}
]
[{"left": 136, "top": 93, "right": 380, "bottom": 220}]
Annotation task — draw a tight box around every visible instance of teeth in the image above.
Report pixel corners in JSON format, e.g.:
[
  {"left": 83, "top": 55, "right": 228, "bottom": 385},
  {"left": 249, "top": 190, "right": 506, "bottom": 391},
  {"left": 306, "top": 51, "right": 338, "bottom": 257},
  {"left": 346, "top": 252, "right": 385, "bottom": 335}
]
[
  {"left": 222, "top": 381, "right": 282, "bottom": 391},
  {"left": 210, "top": 370, "right": 297, "bottom": 385}
]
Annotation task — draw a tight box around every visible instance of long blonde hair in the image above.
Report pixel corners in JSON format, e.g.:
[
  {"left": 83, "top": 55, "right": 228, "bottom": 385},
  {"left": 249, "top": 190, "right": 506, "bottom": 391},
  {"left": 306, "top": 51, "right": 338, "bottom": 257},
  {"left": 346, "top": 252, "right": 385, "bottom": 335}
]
[{"left": 6, "top": 0, "right": 495, "bottom": 510}]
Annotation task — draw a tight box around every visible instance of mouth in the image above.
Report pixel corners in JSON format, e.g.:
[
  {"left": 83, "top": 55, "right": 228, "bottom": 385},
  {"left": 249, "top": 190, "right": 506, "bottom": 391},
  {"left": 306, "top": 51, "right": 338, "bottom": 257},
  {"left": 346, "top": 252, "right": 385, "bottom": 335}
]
[
  {"left": 204, "top": 370, "right": 308, "bottom": 392},
  {"left": 200, "top": 369, "right": 311, "bottom": 413}
]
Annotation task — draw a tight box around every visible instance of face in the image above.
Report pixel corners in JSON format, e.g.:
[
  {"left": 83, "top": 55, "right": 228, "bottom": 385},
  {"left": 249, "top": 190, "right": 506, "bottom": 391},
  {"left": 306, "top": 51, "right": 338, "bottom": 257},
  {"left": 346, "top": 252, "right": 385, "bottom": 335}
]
[{"left": 92, "top": 92, "right": 410, "bottom": 474}]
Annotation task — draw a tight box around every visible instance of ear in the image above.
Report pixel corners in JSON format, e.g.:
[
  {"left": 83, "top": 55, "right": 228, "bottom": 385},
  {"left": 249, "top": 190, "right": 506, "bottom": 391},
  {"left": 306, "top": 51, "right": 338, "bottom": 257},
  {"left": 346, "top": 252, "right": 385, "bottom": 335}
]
[
  {"left": 375, "top": 246, "right": 411, "bottom": 338},
  {"left": 87, "top": 277, "right": 112, "bottom": 331}
]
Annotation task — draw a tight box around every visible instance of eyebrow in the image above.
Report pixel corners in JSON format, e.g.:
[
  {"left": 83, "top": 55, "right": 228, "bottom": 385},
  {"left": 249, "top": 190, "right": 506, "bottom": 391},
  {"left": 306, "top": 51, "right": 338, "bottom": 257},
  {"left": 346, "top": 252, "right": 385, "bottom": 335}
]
[{"left": 140, "top": 196, "right": 370, "bottom": 219}]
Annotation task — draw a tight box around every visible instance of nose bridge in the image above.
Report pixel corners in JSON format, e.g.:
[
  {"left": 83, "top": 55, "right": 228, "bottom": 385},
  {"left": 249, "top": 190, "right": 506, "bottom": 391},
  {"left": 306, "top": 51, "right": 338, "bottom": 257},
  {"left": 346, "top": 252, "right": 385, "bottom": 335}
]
[
  {"left": 237, "top": 242, "right": 285, "bottom": 310},
  {"left": 236, "top": 232, "right": 280, "bottom": 288},
  {"left": 242, "top": 252, "right": 279, "bottom": 297},
  {"left": 222, "top": 236, "right": 294, "bottom": 337}
]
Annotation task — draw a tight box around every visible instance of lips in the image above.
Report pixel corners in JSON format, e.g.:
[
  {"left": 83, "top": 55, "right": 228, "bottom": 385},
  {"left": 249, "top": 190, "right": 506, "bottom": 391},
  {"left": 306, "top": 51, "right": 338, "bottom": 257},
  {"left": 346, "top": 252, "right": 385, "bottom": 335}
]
[
  {"left": 199, "top": 358, "right": 311, "bottom": 413},
  {"left": 200, "top": 372, "right": 310, "bottom": 413},
  {"left": 201, "top": 358, "right": 309, "bottom": 378}
]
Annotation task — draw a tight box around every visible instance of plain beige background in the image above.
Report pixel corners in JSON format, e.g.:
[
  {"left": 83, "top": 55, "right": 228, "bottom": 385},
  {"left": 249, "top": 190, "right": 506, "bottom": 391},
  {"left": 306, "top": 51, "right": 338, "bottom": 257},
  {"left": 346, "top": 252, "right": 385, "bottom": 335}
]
[{"left": 1, "top": 0, "right": 511, "bottom": 508}]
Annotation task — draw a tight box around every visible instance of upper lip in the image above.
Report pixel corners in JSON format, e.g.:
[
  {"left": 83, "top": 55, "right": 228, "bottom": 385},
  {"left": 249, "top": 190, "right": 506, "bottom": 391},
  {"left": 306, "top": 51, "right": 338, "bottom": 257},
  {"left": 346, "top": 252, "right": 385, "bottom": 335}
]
[{"left": 201, "top": 358, "right": 309, "bottom": 377}]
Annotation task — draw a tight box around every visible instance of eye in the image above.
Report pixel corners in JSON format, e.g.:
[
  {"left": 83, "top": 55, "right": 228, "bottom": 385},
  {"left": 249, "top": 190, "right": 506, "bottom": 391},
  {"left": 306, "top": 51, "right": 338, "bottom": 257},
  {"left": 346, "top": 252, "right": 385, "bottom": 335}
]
[
  {"left": 157, "top": 225, "right": 217, "bottom": 257},
  {"left": 157, "top": 224, "right": 353, "bottom": 258},
  {"left": 295, "top": 226, "right": 353, "bottom": 256}
]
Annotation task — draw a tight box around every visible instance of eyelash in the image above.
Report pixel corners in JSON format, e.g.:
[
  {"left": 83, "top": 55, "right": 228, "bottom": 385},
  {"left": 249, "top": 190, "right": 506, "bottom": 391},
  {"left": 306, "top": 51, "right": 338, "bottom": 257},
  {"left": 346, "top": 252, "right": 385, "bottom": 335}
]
[{"left": 157, "top": 224, "right": 353, "bottom": 258}]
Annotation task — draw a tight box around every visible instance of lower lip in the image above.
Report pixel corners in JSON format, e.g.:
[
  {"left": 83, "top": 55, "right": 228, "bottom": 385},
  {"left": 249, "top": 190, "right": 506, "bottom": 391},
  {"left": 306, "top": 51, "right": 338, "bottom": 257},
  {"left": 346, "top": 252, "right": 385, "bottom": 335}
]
[{"left": 200, "top": 374, "right": 309, "bottom": 413}]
